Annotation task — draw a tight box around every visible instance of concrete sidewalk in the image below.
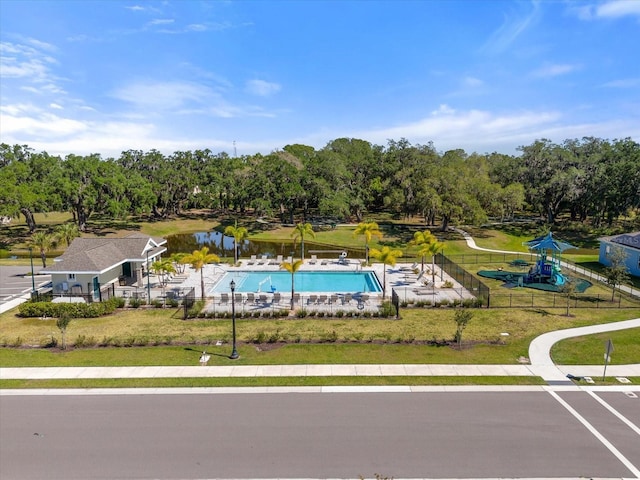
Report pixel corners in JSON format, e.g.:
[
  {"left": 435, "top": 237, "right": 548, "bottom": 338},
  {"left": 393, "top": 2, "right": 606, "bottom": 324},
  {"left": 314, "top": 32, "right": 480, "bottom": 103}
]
[{"left": 1, "top": 363, "right": 639, "bottom": 381}]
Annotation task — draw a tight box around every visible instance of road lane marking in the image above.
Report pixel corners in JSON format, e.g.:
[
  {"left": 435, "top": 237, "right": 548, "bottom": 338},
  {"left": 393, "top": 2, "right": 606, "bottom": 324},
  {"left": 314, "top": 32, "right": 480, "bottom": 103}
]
[
  {"left": 586, "top": 390, "right": 640, "bottom": 436},
  {"left": 548, "top": 390, "right": 640, "bottom": 479}
]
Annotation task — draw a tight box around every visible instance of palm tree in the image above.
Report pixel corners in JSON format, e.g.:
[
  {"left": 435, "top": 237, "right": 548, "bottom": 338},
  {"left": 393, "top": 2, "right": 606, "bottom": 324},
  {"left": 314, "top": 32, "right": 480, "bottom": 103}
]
[
  {"left": 151, "top": 258, "right": 176, "bottom": 286},
  {"left": 426, "top": 241, "right": 445, "bottom": 284},
  {"left": 353, "top": 221, "right": 383, "bottom": 264},
  {"left": 408, "top": 230, "right": 436, "bottom": 272},
  {"left": 54, "top": 223, "right": 80, "bottom": 248},
  {"left": 280, "top": 259, "right": 304, "bottom": 309},
  {"left": 181, "top": 247, "right": 220, "bottom": 300},
  {"left": 291, "top": 222, "right": 315, "bottom": 261},
  {"left": 30, "top": 231, "right": 56, "bottom": 268},
  {"left": 224, "top": 222, "right": 249, "bottom": 264},
  {"left": 369, "top": 246, "right": 403, "bottom": 299},
  {"left": 169, "top": 252, "right": 187, "bottom": 274}
]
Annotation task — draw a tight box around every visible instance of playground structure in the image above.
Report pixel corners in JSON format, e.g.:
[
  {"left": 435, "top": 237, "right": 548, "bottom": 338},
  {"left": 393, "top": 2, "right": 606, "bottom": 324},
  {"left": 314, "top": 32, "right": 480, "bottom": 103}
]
[
  {"left": 478, "top": 232, "right": 592, "bottom": 293},
  {"left": 523, "top": 232, "right": 574, "bottom": 286}
]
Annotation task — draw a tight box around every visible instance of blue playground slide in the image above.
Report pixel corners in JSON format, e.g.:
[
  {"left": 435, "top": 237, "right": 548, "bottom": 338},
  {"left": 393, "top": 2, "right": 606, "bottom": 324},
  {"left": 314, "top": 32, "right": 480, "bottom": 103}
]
[{"left": 553, "top": 273, "right": 565, "bottom": 286}]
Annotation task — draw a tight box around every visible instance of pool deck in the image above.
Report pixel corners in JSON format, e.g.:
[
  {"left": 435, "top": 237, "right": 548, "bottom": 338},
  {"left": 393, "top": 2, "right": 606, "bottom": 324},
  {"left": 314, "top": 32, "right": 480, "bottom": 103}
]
[{"left": 141, "top": 258, "right": 474, "bottom": 313}]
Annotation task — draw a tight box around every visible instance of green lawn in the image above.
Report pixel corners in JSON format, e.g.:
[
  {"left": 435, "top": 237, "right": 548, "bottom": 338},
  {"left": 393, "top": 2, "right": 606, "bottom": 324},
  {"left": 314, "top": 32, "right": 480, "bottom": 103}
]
[
  {"left": 1, "top": 308, "right": 638, "bottom": 367},
  {"left": 551, "top": 327, "right": 640, "bottom": 365}
]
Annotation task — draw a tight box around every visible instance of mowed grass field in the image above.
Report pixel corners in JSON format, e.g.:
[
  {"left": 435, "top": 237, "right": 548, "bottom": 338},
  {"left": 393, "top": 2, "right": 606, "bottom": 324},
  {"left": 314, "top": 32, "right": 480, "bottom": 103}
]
[{"left": 1, "top": 306, "right": 638, "bottom": 366}]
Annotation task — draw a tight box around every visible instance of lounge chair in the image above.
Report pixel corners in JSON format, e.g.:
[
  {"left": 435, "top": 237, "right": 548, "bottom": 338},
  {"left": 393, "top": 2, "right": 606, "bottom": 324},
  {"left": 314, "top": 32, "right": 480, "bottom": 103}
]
[
  {"left": 247, "top": 255, "right": 257, "bottom": 265},
  {"left": 342, "top": 293, "right": 352, "bottom": 305},
  {"left": 234, "top": 293, "right": 243, "bottom": 304},
  {"left": 269, "top": 255, "right": 282, "bottom": 266},
  {"left": 258, "top": 294, "right": 268, "bottom": 304},
  {"left": 360, "top": 294, "right": 370, "bottom": 304},
  {"left": 272, "top": 292, "right": 281, "bottom": 305},
  {"left": 329, "top": 294, "right": 339, "bottom": 305},
  {"left": 219, "top": 293, "right": 229, "bottom": 305},
  {"left": 257, "top": 255, "right": 268, "bottom": 265},
  {"left": 246, "top": 292, "right": 256, "bottom": 304},
  {"left": 292, "top": 293, "right": 301, "bottom": 305},
  {"left": 309, "top": 254, "right": 318, "bottom": 265},
  {"left": 318, "top": 294, "right": 328, "bottom": 304},
  {"left": 307, "top": 294, "right": 318, "bottom": 305}
]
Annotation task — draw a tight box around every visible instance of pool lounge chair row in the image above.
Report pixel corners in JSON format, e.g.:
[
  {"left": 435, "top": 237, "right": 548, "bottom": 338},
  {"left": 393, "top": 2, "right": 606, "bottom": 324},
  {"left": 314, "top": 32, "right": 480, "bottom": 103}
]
[
  {"left": 215, "top": 292, "right": 371, "bottom": 307},
  {"left": 246, "top": 255, "right": 292, "bottom": 266}
]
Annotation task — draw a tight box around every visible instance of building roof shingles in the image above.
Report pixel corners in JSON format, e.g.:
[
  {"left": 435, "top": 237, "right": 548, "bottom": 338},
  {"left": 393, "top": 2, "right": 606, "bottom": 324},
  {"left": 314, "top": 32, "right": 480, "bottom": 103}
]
[{"left": 42, "top": 234, "right": 167, "bottom": 274}]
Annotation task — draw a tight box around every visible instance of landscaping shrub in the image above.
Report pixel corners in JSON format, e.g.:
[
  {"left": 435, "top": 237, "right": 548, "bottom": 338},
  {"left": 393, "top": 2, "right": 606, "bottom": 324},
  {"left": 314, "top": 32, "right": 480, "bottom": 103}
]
[
  {"left": 167, "top": 298, "right": 179, "bottom": 308},
  {"left": 151, "top": 299, "right": 164, "bottom": 308},
  {"left": 129, "top": 298, "right": 142, "bottom": 308},
  {"left": 113, "top": 297, "right": 126, "bottom": 308},
  {"left": 296, "top": 309, "right": 308, "bottom": 318},
  {"left": 379, "top": 301, "right": 397, "bottom": 318},
  {"left": 268, "top": 330, "right": 281, "bottom": 343},
  {"left": 462, "top": 298, "right": 475, "bottom": 308},
  {"left": 18, "top": 298, "right": 119, "bottom": 318},
  {"left": 186, "top": 300, "right": 205, "bottom": 318}
]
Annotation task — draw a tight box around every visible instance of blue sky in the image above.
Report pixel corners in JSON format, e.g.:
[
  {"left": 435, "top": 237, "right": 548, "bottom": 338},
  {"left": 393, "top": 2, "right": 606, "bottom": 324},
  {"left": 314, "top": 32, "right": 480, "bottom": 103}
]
[{"left": 1, "top": 0, "right": 639, "bottom": 158}]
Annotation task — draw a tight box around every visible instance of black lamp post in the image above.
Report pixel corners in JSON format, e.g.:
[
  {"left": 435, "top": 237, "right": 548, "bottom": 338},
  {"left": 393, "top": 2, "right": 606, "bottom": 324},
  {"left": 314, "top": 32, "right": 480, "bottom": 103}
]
[
  {"left": 146, "top": 250, "right": 151, "bottom": 304},
  {"left": 29, "top": 247, "right": 35, "bottom": 295},
  {"left": 229, "top": 280, "right": 239, "bottom": 359}
]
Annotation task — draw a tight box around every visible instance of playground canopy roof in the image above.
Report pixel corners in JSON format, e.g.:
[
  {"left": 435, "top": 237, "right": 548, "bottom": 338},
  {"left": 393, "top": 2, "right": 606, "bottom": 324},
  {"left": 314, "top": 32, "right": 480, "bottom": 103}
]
[{"left": 523, "top": 232, "right": 576, "bottom": 253}]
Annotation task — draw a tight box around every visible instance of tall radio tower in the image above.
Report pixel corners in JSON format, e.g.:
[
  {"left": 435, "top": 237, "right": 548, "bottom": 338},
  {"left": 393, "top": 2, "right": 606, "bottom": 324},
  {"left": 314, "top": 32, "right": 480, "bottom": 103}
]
[{"left": 233, "top": 141, "right": 237, "bottom": 158}]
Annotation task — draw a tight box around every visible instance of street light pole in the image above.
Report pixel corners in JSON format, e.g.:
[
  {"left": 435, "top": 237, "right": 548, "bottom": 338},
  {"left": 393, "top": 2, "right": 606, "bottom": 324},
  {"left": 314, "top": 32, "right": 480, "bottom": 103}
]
[
  {"left": 29, "top": 247, "right": 36, "bottom": 295},
  {"left": 229, "top": 280, "right": 239, "bottom": 359},
  {"left": 146, "top": 250, "right": 151, "bottom": 304}
]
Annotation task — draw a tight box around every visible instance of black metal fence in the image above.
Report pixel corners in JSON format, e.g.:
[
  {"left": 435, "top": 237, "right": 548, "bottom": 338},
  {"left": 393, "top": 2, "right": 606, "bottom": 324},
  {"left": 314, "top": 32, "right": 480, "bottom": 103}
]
[
  {"left": 182, "top": 287, "right": 196, "bottom": 319},
  {"left": 437, "top": 253, "right": 639, "bottom": 309},
  {"left": 486, "top": 291, "right": 632, "bottom": 309},
  {"left": 435, "top": 253, "right": 491, "bottom": 306}
]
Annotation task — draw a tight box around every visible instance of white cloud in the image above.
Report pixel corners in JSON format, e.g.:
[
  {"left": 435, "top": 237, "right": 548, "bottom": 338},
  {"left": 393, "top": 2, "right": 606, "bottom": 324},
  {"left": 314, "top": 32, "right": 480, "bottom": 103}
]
[
  {"left": 0, "top": 104, "right": 87, "bottom": 137},
  {"left": 463, "top": 76, "right": 484, "bottom": 87},
  {"left": 602, "top": 77, "right": 640, "bottom": 88},
  {"left": 532, "top": 63, "right": 579, "bottom": 78},
  {"left": 245, "top": 79, "right": 281, "bottom": 97},
  {"left": 111, "top": 81, "right": 213, "bottom": 110},
  {"left": 49, "top": 103, "right": 63, "bottom": 110},
  {"left": 342, "top": 107, "right": 638, "bottom": 154},
  {"left": 431, "top": 104, "right": 456, "bottom": 115},
  {"left": 597, "top": 0, "right": 640, "bottom": 18},
  {"left": 148, "top": 18, "right": 174, "bottom": 26},
  {"left": 570, "top": 1, "right": 640, "bottom": 20},
  {"left": 481, "top": 1, "right": 541, "bottom": 54}
]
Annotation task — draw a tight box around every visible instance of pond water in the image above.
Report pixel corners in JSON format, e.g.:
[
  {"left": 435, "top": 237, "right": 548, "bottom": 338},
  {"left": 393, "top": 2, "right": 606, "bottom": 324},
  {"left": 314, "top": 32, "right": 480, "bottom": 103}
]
[{"left": 166, "top": 232, "right": 364, "bottom": 259}]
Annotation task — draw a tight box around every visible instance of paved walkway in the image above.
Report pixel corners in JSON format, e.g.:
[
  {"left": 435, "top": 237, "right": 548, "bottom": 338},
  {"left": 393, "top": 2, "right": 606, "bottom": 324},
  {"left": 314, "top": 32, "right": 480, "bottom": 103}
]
[{"left": 1, "top": 362, "right": 639, "bottom": 381}]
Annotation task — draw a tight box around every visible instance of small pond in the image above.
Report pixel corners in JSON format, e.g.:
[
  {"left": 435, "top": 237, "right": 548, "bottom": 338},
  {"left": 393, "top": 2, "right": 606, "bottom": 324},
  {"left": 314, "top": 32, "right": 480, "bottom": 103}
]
[{"left": 166, "top": 231, "right": 364, "bottom": 259}]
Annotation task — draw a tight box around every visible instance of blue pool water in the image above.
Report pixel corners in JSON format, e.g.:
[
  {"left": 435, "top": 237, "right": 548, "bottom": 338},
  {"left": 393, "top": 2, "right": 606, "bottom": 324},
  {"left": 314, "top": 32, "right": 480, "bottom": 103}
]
[{"left": 210, "top": 271, "right": 382, "bottom": 294}]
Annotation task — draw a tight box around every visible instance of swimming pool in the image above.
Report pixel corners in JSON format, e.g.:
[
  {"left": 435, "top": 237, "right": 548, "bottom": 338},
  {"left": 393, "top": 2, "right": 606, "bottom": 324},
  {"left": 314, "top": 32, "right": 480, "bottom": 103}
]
[{"left": 210, "top": 270, "right": 382, "bottom": 294}]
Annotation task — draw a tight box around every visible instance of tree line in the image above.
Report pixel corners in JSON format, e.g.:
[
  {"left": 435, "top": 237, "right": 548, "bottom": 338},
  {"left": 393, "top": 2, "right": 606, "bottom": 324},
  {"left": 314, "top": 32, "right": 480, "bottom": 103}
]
[{"left": 1, "top": 136, "right": 638, "bottom": 232}]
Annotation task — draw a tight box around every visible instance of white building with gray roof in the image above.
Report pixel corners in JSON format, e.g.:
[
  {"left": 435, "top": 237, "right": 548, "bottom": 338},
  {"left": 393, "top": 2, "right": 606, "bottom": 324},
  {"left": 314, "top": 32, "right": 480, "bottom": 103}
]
[{"left": 42, "top": 233, "right": 167, "bottom": 301}]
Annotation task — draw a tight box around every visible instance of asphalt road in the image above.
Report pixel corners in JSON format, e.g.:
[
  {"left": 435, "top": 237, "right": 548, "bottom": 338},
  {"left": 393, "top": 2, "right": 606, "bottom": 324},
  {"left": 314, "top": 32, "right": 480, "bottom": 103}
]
[
  {"left": 0, "top": 265, "right": 49, "bottom": 302},
  {"left": 1, "top": 389, "right": 639, "bottom": 479}
]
